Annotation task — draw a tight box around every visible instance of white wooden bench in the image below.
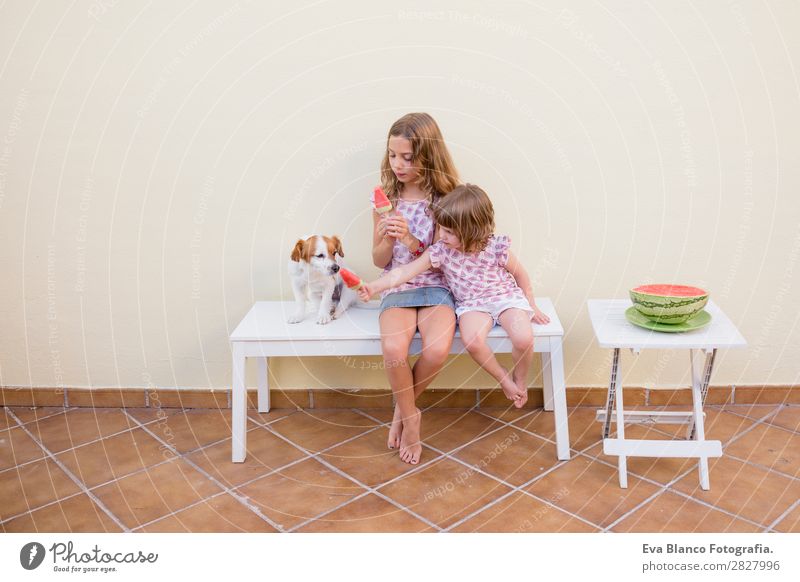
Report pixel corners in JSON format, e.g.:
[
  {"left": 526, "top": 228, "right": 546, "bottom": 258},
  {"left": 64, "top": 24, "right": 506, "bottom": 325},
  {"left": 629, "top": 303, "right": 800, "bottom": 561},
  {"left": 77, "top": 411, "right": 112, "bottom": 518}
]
[{"left": 230, "top": 298, "right": 569, "bottom": 462}]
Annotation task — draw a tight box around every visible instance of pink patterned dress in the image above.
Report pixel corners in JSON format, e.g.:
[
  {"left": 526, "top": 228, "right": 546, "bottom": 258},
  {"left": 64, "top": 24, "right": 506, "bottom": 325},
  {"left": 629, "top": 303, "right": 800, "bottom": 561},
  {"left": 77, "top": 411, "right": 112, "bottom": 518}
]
[
  {"left": 373, "top": 195, "right": 448, "bottom": 299},
  {"left": 428, "top": 234, "right": 534, "bottom": 323}
]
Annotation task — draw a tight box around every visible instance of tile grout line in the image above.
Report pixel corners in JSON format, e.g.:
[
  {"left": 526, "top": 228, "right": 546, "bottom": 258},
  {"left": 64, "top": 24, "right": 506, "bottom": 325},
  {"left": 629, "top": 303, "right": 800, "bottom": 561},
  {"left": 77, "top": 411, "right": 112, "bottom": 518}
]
[
  {"left": 122, "top": 410, "right": 286, "bottom": 532},
  {"left": 656, "top": 487, "right": 772, "bottom": 533},
  {"left": 416, "top": 429, "right": 601, "bottom": 532},
  {"left": 1, "top": 454, "right": 180, "bottom": 526},
  {"left": 2, "top": 417, "right": 284, "bottom": 525},
  {"left": 581, "top": 430, "right": 768, "bottom": 529},
  {"left": 1, "top": 491, "right": 88, "bottom": 526},
  {"left": 335, "top": 408, "right": 539, "bottom": 530},
  {"left": 0, "top": 413, "right": 179, "bottom": 477},
  {"left": 566, "top": 426, "right": 729, "bottom": 533},
  {"left": 130, "top": 489, "right": 252, "bottom": 533},
  {"left": 263, "top": 412, "right": 446, "bottom": 531},
  {"left": 723, "top": 452, "right": 800, "bottom": 484},
  {"left": 711, "top": 406, "right": 800, "bottom": 485},
  {"left": 223, "top": 408, "right": 454, "bottom": 532},
  {"left": 582, "top": 451, "right": 770, "bottom": 532},
  {"left": 434, "top": 442, "right": 601, "bottom": 532},
  {"left": 573, "top": 452, "right": 693, "bottom": 534},
  {"left": 473, "top": 406, "right": 692, "bottom": 458},
  {"left": 303, "top": 458, "right": 444, "bottom": 532},
  {"left": 275, "top": 490, "right": 373, "bottom": 533},
  {"left": 215, "top": 411, "right": 434, "bottom": 532},
  {"left": 3, "top": 406, "right": 78, "bottom": 428},
  {"left": 138, "top": 445, "right": 328, "bottom": 531},
  {"left": 356, "top": 407, "right": 605, "bottom": 532},
  {"left": 4, "top": 409, "right": 130, "bottom": 532},
  {"left": 85, "top": 422, "right": 268, "bottom": 491},
  {"left": 697, "top": 405, "right": 800, "bottom": 531},
  {"left": 576, "top": 402, "right": 799, "bottom": 521},
  {"left": 416, "top": 403, "right": 793, "bottom": 532},
  {"left": 0, "top": 408, "right": 293, "bottom": 480},
  {"left": 6, "top": 404, "right": 794, "bottom": 533},
  {"left": 288, "top": 455, "right": 443, "bottom": 533},
  {"left": 589, "top": 429, "right": 770, "bottom": 534},
  {"left": 134, "top": 415, "right": 391, "bottom": 532},
  {"left": 766, "top": 497, "right": 800, "bottom": 532},
  {"left": 124, "top": 411, "right": 315, "bottom": 530},
  {"left": 601, "top": 488, "right": 670, "bottom": 533}
]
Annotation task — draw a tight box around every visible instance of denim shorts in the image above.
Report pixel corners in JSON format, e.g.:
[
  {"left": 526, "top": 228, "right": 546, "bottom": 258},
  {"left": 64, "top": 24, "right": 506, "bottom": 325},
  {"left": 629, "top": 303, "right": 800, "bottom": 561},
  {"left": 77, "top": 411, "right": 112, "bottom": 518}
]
[{"left": 379, "top": 286, "right": 456, "bottom": 314}]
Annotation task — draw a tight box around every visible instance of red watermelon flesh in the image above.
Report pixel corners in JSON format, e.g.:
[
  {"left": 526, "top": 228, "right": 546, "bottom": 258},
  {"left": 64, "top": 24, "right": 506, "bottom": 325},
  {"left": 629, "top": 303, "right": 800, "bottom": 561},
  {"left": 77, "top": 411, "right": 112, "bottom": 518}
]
[
  {"left": 340, "top": 268, "right": 363, "bottom": 290},
  {"left": 373, "top": 187, "right": 393, "bottom": 214},
  {"left": 632, "top": 284, "right": 707, "bottom": 297}
]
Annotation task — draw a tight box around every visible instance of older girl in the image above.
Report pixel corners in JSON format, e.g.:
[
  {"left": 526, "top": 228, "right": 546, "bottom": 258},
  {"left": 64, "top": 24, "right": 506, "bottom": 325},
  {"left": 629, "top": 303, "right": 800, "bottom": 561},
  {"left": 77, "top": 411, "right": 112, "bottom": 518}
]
[{"left": 372, "top": 112, "right": 459, "bottom": 465}]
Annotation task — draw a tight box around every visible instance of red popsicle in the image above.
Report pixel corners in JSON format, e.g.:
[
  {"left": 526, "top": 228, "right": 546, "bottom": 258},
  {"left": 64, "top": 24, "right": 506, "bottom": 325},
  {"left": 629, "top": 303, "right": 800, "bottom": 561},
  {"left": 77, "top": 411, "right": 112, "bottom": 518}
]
[
  {"left": 373, "top": 186, "right": 393, "bottom": 214},
  {"left": 340, "top": 268, "right": 364, "bottom": 290}
]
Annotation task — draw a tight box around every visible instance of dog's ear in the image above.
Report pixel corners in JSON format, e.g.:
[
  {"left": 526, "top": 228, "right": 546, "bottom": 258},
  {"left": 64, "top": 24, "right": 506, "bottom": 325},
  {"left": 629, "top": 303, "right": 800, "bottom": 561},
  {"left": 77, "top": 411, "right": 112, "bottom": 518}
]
[
  {"left": 290, "top": 239, "right": 305, "bottom": 262},
  {"left": 332, "top": 236, "right": 344, "bottom": 258}
]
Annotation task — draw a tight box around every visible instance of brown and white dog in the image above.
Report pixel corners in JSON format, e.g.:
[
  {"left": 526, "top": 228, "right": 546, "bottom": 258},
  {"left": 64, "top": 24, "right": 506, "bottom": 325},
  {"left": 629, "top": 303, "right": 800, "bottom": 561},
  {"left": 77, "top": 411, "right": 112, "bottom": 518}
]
[{"left": 287, "top": 235, "right": 358, "bottom": 324}]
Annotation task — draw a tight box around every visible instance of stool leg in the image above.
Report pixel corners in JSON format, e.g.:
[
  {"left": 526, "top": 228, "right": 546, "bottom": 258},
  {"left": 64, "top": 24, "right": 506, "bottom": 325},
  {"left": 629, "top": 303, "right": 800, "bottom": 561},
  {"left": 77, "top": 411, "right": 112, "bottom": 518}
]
[
  {"left": 611, "top": 349, "right": 627, "bottom": 488},
  {"left": 257, "top": 357, "right": 270, "bottom": 413},
  {"left": 231, "top": 343, "right": 247, "bottom": 463},
  {"left": 602, "top": 348, "right": 621, "bottom": 439},
  {"left": 689, "top": 349, "right": 716, "bottom": 490},
  {"left": 687, "top": 349, "right": 716, "bottom": 440}
]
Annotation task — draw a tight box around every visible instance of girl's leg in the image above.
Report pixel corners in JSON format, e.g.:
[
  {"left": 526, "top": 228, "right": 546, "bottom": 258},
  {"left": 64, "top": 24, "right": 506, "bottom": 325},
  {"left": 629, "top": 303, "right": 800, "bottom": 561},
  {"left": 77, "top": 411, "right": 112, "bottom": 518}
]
[
  {"left": 458, "top": 311, "right": 525, "bottom": 408},
  {"left": 412, "top": 305, "right": 456, "bottom": 398},
  {"left": 379, "top": 307, "right": 419, "bottom": 459},
  {"left": 497, "top": 308, "right": 535, "bottom": 408},
  {"left": 388, "top": 304, "right": 456, "bottom": 465}
]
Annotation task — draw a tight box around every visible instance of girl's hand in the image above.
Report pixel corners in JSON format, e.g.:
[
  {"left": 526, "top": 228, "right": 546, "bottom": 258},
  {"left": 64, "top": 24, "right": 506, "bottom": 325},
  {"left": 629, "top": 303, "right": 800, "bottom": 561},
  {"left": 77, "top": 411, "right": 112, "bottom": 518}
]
[
  {"left": 384, "top": 214, "right": 410, "bottom": 243},
  {"left": 532, "top": 306, "right": 550, "bottom": 325},
  {"left": 377, "top": 217, "right": 390, "bottom": 240},
  {"left": 358, "top": 284, "right": 374, "bottom": 302}
]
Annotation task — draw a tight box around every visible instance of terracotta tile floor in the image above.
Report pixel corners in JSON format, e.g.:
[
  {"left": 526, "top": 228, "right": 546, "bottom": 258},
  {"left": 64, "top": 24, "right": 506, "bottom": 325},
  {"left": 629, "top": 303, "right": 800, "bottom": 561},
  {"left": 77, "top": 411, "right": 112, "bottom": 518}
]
[{"left": 1, "top": 404, "right": 798, "bottom": 533}]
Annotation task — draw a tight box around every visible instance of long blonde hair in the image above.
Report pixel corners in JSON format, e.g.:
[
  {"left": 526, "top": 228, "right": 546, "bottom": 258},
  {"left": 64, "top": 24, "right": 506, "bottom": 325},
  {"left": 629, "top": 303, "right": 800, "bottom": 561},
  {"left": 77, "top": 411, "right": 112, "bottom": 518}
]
[
  {"left": 433, "top": 184, "right": 495, "bottom": 254},
  {"left": 380, "top": 113, "right": 460, "bottom": 207}
]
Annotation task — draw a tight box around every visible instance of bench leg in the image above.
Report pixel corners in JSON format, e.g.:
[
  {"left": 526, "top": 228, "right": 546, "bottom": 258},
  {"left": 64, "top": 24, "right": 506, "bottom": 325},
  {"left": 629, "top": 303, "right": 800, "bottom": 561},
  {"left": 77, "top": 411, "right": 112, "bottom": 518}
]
[
  {"left": 257, "top": 357, "right": 270, "bottom": 413},
  {"left": 231, "top": 343, "right": 247, "bottom": 463},
  {"left": 542, "top": 351, "right": 554, "bottom": 411},
  {"left": 549, "top": 338, "right": 571, "bottom": 461}
]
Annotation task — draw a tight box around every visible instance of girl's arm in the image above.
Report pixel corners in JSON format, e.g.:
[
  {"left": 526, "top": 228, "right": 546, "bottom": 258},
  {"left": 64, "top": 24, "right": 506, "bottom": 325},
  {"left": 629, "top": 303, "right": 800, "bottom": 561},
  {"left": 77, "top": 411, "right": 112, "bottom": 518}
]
[
  {"left": 372, "top": 210, "right": 394, "bottom": 268},
  {"left": 505, "top": 251, "right": 551, "bottom": 324},
  {"left": 358, "top": 249, "right": 433, "bottom": 300}
]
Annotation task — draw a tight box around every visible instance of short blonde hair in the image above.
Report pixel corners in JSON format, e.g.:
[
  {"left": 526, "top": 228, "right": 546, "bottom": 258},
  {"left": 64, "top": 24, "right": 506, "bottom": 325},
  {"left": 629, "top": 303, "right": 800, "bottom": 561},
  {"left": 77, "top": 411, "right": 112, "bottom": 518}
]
[
  {"left": 380, "top": 113, "right": 460, "bottom": 207},
  {"left": 433, "top": 184, "right": 495, "bottom": 253}
]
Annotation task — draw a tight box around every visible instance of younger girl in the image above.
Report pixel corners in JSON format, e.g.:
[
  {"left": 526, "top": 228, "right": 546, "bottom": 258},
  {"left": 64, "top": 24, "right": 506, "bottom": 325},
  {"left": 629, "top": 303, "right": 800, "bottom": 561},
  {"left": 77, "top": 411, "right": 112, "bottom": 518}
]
[{"left": 360, "top": 183, "right": 550, "bottom": 409}]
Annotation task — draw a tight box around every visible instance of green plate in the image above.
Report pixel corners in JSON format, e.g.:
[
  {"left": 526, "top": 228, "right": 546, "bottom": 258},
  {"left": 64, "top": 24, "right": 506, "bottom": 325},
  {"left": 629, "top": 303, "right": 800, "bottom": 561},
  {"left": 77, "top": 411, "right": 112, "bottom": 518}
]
[{"left": 625, "top": 306, "right": 712, "bottom": 333}]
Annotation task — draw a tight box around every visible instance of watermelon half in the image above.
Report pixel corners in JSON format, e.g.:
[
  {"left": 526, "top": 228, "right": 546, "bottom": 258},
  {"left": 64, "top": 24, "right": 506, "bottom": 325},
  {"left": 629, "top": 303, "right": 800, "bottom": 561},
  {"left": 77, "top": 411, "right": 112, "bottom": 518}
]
[{"left": 629, "top": 284, "right": 709, "bottom": 324}]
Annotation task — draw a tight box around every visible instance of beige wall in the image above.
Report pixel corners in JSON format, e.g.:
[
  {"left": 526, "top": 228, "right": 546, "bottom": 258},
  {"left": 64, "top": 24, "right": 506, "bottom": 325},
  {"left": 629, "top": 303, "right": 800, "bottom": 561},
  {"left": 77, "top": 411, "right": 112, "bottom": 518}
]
[{"left": 1, "top": 0, "right": 798, "bottom": 393}]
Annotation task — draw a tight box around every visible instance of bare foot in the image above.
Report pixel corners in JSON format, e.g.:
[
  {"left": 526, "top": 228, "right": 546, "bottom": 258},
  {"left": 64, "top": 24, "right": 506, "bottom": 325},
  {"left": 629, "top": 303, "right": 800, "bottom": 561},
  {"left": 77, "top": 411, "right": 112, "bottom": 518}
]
[
  {"left": 512, "top": 370, "right": 529, "bottom": 408},
  {"left": 514, "top": 382, "right": 529, "bottom": 408},
  {"left": 398, "top": 407, "right": 422, "bottom": 465},
  {"left": 387, "top": 404, "right": 403, "bottom": 449},
  {"left": 500, "top": 375, "right": 525, "bottom": 409}
]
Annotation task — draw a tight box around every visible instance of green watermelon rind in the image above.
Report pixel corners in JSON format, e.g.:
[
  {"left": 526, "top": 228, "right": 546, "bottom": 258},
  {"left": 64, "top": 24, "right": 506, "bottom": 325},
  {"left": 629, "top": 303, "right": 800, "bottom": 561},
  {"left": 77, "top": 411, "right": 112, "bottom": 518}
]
[{"left": 629, "top": 288, "right": 708, "bottom": 324}]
